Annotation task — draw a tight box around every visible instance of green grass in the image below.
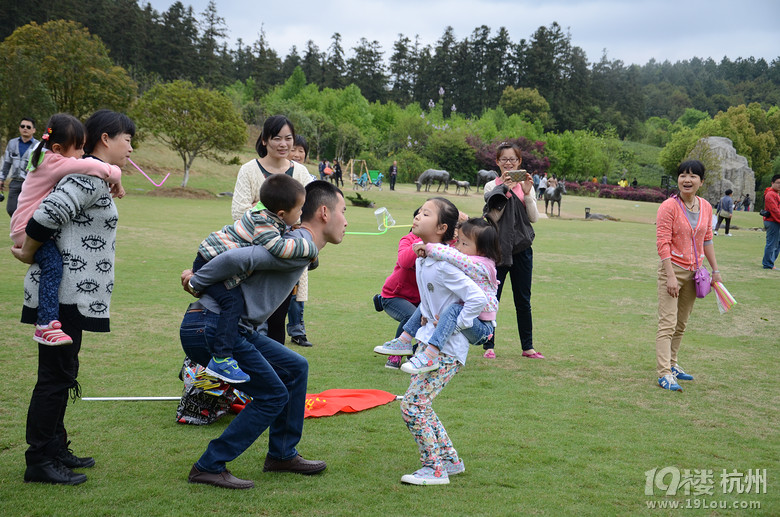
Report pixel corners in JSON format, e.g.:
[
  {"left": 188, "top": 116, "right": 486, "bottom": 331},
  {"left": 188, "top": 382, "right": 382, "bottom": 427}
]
[{"left": 1, "top": 181, "right": 777, "bottom": 516}]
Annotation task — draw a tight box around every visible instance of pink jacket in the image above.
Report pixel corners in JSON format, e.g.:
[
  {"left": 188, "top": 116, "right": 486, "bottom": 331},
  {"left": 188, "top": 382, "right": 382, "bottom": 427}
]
[
  {"left": 381, "top": 233, "right": 422, "bottom": 304},
  {"left": 762, "top": 187, "right": 780, "bottom": 223},
  {"left": 656, "top": 196, "right": 713, "bottom": 271},
  {"left": 425, "top": 243, "right": 499, "bottom": 320},
  {"left": 10, "top": 153, "right": 121, "bottom": 246}
]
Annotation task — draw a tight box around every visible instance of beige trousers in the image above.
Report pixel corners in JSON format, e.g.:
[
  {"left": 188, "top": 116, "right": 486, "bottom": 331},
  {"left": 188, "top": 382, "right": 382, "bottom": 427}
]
[{"left": 656, "top": 262, "right": 697, "bottom": 377}]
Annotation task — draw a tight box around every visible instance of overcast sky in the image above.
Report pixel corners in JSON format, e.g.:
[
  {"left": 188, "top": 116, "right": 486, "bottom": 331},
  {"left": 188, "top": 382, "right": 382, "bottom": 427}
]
[{"left": 145, "top": 0, "right": 779, "bottom": 66}]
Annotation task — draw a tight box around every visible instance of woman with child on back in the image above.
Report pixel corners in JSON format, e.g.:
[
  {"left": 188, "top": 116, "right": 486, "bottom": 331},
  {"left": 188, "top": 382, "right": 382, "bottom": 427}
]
[
  {"left": 12, "top": 109, "right": 135, "bottom": 485},
  {"left": 10, "top": 113, "right": 123, "bottom": 346}
]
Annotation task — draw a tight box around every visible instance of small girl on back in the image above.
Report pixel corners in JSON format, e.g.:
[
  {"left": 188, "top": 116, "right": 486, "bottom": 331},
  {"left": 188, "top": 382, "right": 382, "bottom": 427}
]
[
  {"left": 396, "top": 197, "right": 487, "bottom": 485},
  {"left": 10, "top": 113, "right": 123, "bottom": 346},
  {"left": 374, "top": 217, "right": 500, "bottom": 374}
]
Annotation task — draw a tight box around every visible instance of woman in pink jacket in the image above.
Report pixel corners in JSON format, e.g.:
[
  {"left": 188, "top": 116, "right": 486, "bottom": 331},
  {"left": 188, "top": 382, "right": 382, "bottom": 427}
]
[{"left": 655, "top": 160, "right": 722, "bottom": 392}]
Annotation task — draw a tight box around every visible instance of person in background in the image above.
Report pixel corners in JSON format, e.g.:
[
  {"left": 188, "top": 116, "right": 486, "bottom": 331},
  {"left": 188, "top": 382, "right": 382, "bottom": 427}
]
[
  {"left": 601, "top": 174, "right": 608, "bottom": 185},
  {"left": 286, "top": 135, "right": 316, "bottom": 347},
  {"left": 1, "top": 117, "right": 39, "bottom": 217},
  {"left": 761, "top": 174, "right": 780, "bottom": 270},
  {"left": 742, "top": 193, "right": 751, "bottom": 212},
  {"left": 537, "top": 173, "right": 547, "bottom": 199},
  {"left": 714, "top": 188, "right": 734, "bottom": 236},
  {"left": 389, "top": 160, "right": 398, "bottom": 191},
  {"left": 231, "top": 115, "right": 314, "bottom": 345},
  {"left": 655, "top": 160, "right": 722, "bottom": 391},
  {"left": 482, "top": 142, "right": 542, "bottom": 360},
  {"left": 631, "top": 178, "right": 638, "bottom": 188}
]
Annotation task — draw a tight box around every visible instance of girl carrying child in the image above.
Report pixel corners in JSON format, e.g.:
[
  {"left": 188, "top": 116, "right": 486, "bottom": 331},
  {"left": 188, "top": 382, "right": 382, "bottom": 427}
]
[
  {"left": 374, "top": 217, "right": 500, "bottom": 374},
  {"left": 10, "top": 113, "right": 123, "bottom": 346},
  {"left": 396, "top": 197, "right": 490, "bottom": 485}
]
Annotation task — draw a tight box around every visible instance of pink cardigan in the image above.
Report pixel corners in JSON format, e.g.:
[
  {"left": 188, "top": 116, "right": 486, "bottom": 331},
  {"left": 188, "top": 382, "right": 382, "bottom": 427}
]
[
  {"left": 381, "top": 232, "right": 422, "bottom": 304},
  {"left": 10, "top": 153, "right": 121, "bottom": 246},
  {"left": 656, "top": 196, "right": 713, "bottom": 271}
]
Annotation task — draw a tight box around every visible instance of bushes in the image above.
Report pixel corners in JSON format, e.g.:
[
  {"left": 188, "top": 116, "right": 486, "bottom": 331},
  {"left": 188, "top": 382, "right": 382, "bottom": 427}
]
[{"left": 564, "top": 181, "right": 666, "bottom": 203}]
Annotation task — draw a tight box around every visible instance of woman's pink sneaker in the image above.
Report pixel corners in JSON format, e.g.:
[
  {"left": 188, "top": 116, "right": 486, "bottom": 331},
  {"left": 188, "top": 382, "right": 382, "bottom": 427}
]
[
  {"left": 483, "top": 349, "right": 496, "bottom": 359},
  {"left": 522, "top": 351, "right": 545, "bottom": 359},
  {"left": 34, "top": 320, "right": 73, "bottom": 346}
]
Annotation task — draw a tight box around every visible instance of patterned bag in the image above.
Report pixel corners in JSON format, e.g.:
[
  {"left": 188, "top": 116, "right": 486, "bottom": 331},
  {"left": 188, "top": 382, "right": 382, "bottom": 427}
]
[{"left": 176, "top": 357, "right": 237, "bottom": 425}]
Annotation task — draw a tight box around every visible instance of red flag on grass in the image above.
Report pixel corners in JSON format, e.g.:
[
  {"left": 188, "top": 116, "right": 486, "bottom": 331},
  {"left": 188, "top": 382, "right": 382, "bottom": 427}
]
[
  {"left": 230, "top": 389, "right": 398, "bottom": 417},
  {"left": 304, "top": 389, "right": 398, "bottom": 418}
]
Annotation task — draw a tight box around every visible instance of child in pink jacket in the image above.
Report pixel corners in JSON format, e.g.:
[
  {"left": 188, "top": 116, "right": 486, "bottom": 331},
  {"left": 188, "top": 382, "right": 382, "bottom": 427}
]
[{"left": 10, "top": 114, "right": 122, "bottom": 346}]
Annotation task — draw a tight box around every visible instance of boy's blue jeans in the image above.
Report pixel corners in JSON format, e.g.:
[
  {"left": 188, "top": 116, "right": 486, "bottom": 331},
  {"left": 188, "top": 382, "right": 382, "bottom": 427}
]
[
  {"left": 193, "top": 254, "right": 244, "bottom": 358},
  {"left": 403, "top": 304, "right": 493, "bottom": 348}
]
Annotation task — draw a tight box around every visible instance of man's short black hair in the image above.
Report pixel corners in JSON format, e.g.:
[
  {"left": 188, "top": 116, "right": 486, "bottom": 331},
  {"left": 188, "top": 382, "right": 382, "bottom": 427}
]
[
  {"left": 20, "top": 117, "right": 35, "bottom": 127},
  {"left": 301, "top": 180, "right": 343, "bottom": 222},
  {"left": 259, "top": 174, "right": 305, "bottom": 213}
]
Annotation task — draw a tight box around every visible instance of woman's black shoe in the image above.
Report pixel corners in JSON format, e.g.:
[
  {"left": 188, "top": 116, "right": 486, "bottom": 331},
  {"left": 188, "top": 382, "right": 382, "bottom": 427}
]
[
  {"left": 56, "top": 442, "right": 95, "bottom": 469},
  {"left": 24, "top": 459, "right": 87, "bottom": 485},
  {"left": 290, "top": 335, "right": 313, "bottom": 347}
]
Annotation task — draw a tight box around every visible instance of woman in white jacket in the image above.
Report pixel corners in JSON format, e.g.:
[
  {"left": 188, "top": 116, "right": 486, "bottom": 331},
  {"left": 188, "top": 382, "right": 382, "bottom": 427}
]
[
  {"left": 399, "top": 197, "right": 486, "bottom": 486},
  {"left": 230, "top": 116, "right": 313, "bottom": 346}
]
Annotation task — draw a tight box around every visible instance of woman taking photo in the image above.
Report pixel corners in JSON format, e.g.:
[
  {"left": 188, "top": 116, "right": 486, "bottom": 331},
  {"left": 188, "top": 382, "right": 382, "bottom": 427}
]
[
  {"left": 655, "top": 160, "right": 722, "bottom": 391},
  {"left": 13, "top": 110, "right": 135, "bottom": 485},
  {"left": 231, "top": 116, "right": 314, "bottom": 345},
  {"left": 482, "top": 142, "right": 542, "bottom": 359}
]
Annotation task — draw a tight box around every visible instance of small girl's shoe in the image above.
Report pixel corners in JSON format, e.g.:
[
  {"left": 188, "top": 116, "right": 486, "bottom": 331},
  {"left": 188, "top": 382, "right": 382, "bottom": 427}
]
[
  {"left": 483, "top": 349, "right": 496, "bottom": 359},
  {"left": 34, "top": 320, "right": 73, "bottom": 346},
  {"left": 522, "top": 351, "right": 545, "bottom": 359},
  {"left": 400, "top": 350, "right": 439, "bottom": 374}
]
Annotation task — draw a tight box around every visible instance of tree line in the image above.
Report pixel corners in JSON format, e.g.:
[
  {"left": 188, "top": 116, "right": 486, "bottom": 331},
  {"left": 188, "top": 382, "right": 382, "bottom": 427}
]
[{"left": 2, "top": 0, "right": 778, "bottom": 139}]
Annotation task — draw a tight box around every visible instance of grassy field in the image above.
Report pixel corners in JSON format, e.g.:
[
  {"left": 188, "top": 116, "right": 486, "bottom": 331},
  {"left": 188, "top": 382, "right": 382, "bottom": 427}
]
[{"left": 0, "top": 170, "right": 777, "bottom": 515}]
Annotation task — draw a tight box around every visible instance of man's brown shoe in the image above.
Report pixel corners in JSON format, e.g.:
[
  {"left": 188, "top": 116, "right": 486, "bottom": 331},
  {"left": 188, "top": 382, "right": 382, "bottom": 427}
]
[
  {"left": 263, "top": 454, "right": 326, "bottom": 475},
  {"left": 188, "top": 464, "right": 254, "bottom": 489}
]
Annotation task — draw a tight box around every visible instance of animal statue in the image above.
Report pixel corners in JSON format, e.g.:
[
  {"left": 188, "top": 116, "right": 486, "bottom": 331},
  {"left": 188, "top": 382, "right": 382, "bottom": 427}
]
[
  {"left": 544, "top": 183, "right": 566, "bottom": 217},
  {"left": 416, "top": 169, "right": 450, "bottom": 192},
  {"left": 454, "top": 180, "right": 470, "bottom": 195},
  {"left": 475, "top": 169, "right": 498, "bottom": 191}
]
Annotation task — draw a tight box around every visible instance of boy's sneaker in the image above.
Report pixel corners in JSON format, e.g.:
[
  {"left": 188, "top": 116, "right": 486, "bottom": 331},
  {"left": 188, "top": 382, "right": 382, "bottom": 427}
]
[
  {"left": 444, "top": 459, "right": 465, "bottom": 476},
  {"left": 400, "top": 466, "right": 449, "bottom": 485},
  {"left": 205, "top": 357, "right": 250, "bottom": 383},
  {"left": 384, "top": 356, "right": 402, "bottom": 369},
  {"left": 713, "top": 231, "right": 718, "bottom": 236},
  {"left": 34, "top": 320, "right": 73, "bottom": 346},
  {"left": 374, "top": 338, "right": 414, "bottom": 356},
  {"left": 372, "top": 294, "right": 384, "bottom": 312},
  {"left": 671, "top": 365, "right": 694, "bottom": 381},
  {"left": 400, "top": 350, "right": 439, "bottom": 374},
  {"left": 658, "top": 374, "right": 682, "bottom": 391}
]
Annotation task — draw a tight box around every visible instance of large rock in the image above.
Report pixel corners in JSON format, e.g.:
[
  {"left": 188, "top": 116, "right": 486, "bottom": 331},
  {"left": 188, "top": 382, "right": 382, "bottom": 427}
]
[{"left": 687, "top": 137, "right": 755, "bottom": 204}]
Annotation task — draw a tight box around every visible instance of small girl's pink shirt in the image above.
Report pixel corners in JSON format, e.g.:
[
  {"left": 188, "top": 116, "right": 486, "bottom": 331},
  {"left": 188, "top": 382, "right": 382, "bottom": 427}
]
[
  {"left": 10, "top": 153, "right": 121, "bottom": 246},
  {"left": 656, "top": 195, "right": 713, "bottom": 271}
]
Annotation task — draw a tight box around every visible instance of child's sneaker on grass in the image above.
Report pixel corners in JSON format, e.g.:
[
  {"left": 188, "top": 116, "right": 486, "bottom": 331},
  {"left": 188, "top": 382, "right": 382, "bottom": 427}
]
[
  {"left": 374, "top": 338, "right": 414, "bottom": 356},
  {"left": 400, "top": 349, "right": 439, "bottom": 374},
  {"left": 34, "top": 320, "right": 73, "bottom": 346},
  {"left": 483, "top": 349, "right": 496, "bottom": 359},
  {"left": 400, "top": 466, "right": 449, "bottom": 485},
  {"left": 444, "top": 459, "right": 465, "bottom": 476},
  {"left": 205, "top": 357, "right": 250, "bottom": 383},
  {"left": 384, "top": 356, "right": 402, "bottom": 369}
]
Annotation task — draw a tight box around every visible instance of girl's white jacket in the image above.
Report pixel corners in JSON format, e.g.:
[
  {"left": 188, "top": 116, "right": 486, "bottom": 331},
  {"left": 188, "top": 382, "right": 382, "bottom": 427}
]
[{"left": 414, "top": 256, "right": 487, "bottom": 365}]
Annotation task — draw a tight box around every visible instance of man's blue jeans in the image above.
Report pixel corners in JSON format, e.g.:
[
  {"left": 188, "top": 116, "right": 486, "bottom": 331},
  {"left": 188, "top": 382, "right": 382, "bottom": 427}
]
[
  {"left": 180, "top": 308, "right": 308, "bottom": 473},
  {"left": 763, "top": 220, "right": 780, "bottom": 269}
]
